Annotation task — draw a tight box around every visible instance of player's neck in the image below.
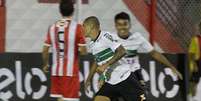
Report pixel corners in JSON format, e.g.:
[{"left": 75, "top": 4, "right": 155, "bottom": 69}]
[
  {"left": 118, "top": 32, "right": 131, "bottom": 39},
  {"left": 92, "top": 31, "right": 101, "bottom": 41},
  {"left": 62, "top": 16, "right": 72, "bottom": 20}
]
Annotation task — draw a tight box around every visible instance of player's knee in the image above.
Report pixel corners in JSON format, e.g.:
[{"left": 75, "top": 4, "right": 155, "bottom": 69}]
[{"left": 94, "top": 96, "right": 110, "bottom": 101}]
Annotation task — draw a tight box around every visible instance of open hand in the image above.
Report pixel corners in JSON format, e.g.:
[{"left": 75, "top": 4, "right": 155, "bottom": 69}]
[
  {"left": 43, "top": 65, "right": 49, "bottom": 73},
  {"left": 96, "top": 64, "right": 108, "bottom": 74},
  {"left": 171, "top": 67, "right": 183, "bottom": 80}
]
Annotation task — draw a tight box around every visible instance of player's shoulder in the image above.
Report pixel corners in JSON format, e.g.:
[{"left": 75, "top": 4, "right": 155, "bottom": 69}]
[
  {"left": 130, "top": 32, "right": 144, "bottom": 38},
  {"left": 110, "top": 32, "right": 119, "bottom": 38},
  {"left": 48, "top": 21, "right": 63, "bottom": 32},
  {"left": 70, "top": 21, "right": 83, "bottom": 30},
  {"left": 48, "top": 23, "right": 56, "bottom": 32}
]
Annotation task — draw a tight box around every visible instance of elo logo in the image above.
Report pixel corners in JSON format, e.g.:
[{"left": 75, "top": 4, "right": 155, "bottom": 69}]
[
  {"left": 0, "top": 61, "right": 47, "bottom": 101},
  {"left": 142, "top": 61, "right": 180, "bottom": 98}
]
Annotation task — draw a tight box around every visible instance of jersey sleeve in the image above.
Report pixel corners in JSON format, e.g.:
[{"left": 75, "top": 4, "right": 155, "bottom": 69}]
[
  {"left": 138, "top": 35, "right": 154, "bottom": 53},
  {"left": 44, "top": 27, "right": 52, "bottom": 47},
  {"left": 103, "top": 32, "right": 121, "bottom": 52},
  {"left": 77, "top": 24, "right": 86, "bottom": 46}
]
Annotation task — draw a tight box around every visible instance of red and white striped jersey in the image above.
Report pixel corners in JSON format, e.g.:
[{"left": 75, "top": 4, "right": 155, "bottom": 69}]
[{"left": 44, "top": 18, "right": 86, "bottom": 77}]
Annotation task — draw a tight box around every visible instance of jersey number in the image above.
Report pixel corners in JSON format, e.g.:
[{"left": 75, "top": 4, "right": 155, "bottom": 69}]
[{"left": 58, "top": 31, "right": 65, "bottom": 57}]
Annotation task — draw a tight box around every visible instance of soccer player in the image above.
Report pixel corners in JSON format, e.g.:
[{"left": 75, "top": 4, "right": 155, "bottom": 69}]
[
  {"left": 42, "top": 0, "right": 87, "bottom": 101},
  {"left": 188, "top": 22, "right": 201, "bottom": 100},
  {"left": 83, "top": 16, "right": 146, "bottom": 101},
  {"left": 111, "top": 12, "right": 183, "bottom": 86}
]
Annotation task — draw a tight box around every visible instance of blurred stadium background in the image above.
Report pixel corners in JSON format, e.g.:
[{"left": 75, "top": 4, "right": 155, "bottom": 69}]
[{"left": 0, "top": 0, "right": 201, "bottom": 101}]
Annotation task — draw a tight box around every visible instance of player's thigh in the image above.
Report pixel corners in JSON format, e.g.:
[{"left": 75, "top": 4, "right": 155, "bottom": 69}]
[
  {"left": 119, "top": 73, "right": 146, "bottom": 101},
  {"left": 94, "top": 96, "right": 111, "bottom": 101}
]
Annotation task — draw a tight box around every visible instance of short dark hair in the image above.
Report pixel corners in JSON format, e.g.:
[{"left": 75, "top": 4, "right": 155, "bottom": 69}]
[
  {"left": 114, "top": 12, "right": 130, "bottom": 22},
  {"left": 83, "top": 16, "right": 100, "bottom": 29},
  {"left": 59, "top": 0, "right": 74, "bottom": 17}
]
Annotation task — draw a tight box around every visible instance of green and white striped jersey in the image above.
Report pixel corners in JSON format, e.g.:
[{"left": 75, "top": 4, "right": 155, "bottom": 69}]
[
  {"left": 112, "top": 32, "right": 154, "bottom": 72},
  {"left": 89, "top": 31, "right": 132, "bottom": 85}
]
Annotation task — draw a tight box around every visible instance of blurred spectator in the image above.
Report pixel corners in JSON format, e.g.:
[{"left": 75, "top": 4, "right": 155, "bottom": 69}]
[{"left": 188, "top": 22, "right": 201, "bottom": 101}]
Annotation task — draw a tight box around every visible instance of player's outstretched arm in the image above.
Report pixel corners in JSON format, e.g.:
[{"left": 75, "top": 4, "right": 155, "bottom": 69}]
[
  {"left": 85, "top": 61, "right": 98, "bottom": 92},
  {"left": 96, "top": 45, "right": 126, "bottom": 74},
  {"left": 42, "top": 45, "right": 50, "bottom": 73},
  {"left": 149, "top": 50, "right": 183, "bottom": 80}
]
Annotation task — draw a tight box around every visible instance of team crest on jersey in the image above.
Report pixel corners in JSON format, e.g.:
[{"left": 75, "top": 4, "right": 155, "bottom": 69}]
[{"left": 104, "top": 33, "right": 115, "bottom": 42}]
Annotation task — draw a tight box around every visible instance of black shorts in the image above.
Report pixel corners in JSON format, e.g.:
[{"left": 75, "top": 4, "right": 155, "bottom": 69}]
[
  {"left": 191, "top": 71, "right": 201, "bottom": 83},
  {"left": 96, "top": 73, "right": 146, "bottom": 101},
  {"left": 133, "top": 69, "right": 143, "bottom": 81},
  {"left": 191, "top": 61, "right": 201, "bottom": 83}
]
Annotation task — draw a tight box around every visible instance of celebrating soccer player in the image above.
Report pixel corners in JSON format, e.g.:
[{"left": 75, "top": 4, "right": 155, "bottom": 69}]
[
  {"left": 83, "top": 16, "right": 146, "bottom": 101},
  {"left": 112, "top": 12, "right": 183, "bottom": 82}
]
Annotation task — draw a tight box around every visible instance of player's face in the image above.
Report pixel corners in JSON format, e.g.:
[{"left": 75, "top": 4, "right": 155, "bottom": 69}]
[
  {"left": 115, "top": 19, "right": 131, "bottom": 38},
  {"left": 83, "top": 24, "right": 93, "bottom": 38}
]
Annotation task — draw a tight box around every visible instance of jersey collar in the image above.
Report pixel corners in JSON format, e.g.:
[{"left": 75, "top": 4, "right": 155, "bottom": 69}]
[{"left": 61, "top": 17, "right": 72, "bottom": 22}]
